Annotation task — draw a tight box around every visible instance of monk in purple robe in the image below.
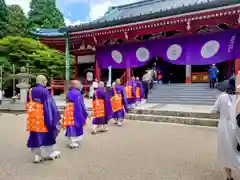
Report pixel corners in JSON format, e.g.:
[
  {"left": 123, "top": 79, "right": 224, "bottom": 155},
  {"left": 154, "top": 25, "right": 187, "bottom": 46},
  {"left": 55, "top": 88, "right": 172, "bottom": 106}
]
[
  {"left": 63, "top": 80, "right": 88, "bottom": 148},
  {"left": 91, "top": 81, "right": 112, "bottom": 134},
  {"left": 135, "top": 77, "right": 144, "bottom": 104},
  {"left": 26, "top": 75, "right": 61, "bottom": 163},
  {"left": 111, "top": 79, "right": 128, "bottom": 126},
  {"left": 125, "top": 77, "right": 137, "bottom": 109}
]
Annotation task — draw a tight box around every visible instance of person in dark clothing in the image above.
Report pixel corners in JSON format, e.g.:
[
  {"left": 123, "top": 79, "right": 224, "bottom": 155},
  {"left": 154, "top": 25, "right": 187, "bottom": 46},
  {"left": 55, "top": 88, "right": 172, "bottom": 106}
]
[{"left": 142, "top": 71, "right": 150, "bottom": 100}]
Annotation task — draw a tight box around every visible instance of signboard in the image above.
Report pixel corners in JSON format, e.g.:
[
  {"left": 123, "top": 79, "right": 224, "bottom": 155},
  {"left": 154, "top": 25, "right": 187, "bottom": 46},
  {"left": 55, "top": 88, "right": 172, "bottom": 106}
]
[{"left": 78, "top": 55, "right": 95, "bottom": 64}]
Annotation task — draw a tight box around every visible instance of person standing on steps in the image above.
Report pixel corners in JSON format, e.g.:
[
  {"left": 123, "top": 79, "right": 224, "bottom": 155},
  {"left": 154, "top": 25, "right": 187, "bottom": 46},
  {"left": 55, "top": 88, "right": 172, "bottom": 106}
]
[
  {"left": 111, "top": 79, "right": 128, "bottom": 126},
  {"left": 26, "top": 75, "right": 61, "bottom": 163},
  {"left": 212, "top": 76, "right": 240, "bottom": 180},
  {"left": 91, "top": 81, "right": 112, "bottom": 134},
  {"left": 62, "top": 80, "right": 88, "bottom": 149},
  {"left": 208, "top": 64, "right": 219, "bottom": 88}
]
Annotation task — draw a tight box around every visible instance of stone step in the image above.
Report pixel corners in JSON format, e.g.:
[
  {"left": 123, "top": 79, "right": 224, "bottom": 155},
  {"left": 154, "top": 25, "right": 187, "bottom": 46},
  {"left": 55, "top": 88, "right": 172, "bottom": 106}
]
[
  {"left": 0, "top": 105, "right": 219, "bottom": 127},
  {"left": 146, "top": 100, "right": 215, "bottom": 105},
  {"left": 148, "top": 95, "right": 217, "bottom": 99},
  {"left": 148, "top": 97, "right": 216, "bottom": 102},
  {"left": 150, "top": 89, "right": 219, "bottom": 93},
  {"left": 0, "top": 104, "right": 219, "bottom": 119},
  {"left": 126, "top": 114, "right": 218, "bottom": 127},
  {"left": 148, "top": 96, "right": 217, "bottom": 99},
  {"left": 130, "top": 108, "right": 218, "bottom": 119},
  {"left": 155, "top": 84, "right": 211, "bottom": 87}
]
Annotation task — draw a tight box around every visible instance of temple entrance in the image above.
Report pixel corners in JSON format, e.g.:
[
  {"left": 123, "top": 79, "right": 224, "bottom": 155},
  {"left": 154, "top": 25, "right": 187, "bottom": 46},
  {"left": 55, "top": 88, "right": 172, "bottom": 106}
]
[
  {"left": 99, "top": 69, "right": 125, "bottom": 83},
  {"left": 77, "top": 63, "right": 95, "bottom": 83},
  {"left": 191, "top": 60, "right": 234, "bottom": 83},
  {"left": 133, "top": 56, "right": 186, "bottom": 83},
  {"left": 216, "top": 60, "right": 234, "bottom": 81}
]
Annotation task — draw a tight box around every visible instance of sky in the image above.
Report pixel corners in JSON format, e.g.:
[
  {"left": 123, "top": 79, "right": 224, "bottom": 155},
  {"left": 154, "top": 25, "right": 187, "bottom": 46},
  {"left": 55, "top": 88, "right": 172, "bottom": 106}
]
[{"left": 5, "top": 0, "right": 141, "bottom": 25}]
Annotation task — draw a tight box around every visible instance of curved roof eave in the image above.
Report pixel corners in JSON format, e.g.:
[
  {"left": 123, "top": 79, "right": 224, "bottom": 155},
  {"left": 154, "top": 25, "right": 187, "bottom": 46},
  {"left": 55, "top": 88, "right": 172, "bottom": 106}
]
[{"left": 31, "top": 28, "right": 65, "bottom": 38}]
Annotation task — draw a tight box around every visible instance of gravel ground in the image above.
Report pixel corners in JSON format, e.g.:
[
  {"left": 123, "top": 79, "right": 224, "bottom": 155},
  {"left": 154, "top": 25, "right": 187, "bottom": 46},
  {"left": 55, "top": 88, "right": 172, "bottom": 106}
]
[{"left": 0, "top": 113, "right": 238, "bottom": 180}]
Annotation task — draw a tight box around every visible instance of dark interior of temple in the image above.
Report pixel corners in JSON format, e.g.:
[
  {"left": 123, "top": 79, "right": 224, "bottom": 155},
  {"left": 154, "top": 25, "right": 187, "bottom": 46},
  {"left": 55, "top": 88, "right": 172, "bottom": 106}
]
[
  {"left": 133, "top": 57, "right": 186, "bottom": 83},
  {"left": 77, "top": 59, "right": 234, "bottom": 85}
]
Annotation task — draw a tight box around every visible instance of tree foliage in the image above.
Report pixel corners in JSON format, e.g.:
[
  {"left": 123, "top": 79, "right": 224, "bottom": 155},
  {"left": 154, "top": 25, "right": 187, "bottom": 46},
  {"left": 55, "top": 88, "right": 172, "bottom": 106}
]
[
  {"left": 6, "top": 5, "right": 27, "bottom": 36},
  {"left": 28, "top": 0, "right": 65, "bottom": 29},
  {"left": 0, "top": 36, "right": 73, "bottom": 94},
  {"left": 0, "top": 0, "right": 8, "bottom": 38}
]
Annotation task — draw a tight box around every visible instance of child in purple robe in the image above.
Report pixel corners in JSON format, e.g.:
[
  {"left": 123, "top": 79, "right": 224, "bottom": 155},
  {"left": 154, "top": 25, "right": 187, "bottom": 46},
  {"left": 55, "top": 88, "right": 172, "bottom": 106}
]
[
  {"left": 63, "top": 80, "right": 88, "bottom": 148},
  {"left": 125, "top": 77, "right": 137, "bottom": 109},
  {"left": 91, "top": 81, "right": 112, "bottom": 134},
  {"left": 26, "top": 75, "right": 61, "bottom": 163},
  {"left": 111, "top": 79, "right": 128, "bottom": 126}
]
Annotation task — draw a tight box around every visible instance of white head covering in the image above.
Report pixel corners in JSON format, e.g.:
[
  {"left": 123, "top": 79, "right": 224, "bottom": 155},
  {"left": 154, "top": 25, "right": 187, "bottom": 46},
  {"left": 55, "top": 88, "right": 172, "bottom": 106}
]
[
  {"left": 106, "top": 82, "right": 111, "bottom": 87},
  {"left": 92, "top": 82, "right": 98, "bottom": 88}
]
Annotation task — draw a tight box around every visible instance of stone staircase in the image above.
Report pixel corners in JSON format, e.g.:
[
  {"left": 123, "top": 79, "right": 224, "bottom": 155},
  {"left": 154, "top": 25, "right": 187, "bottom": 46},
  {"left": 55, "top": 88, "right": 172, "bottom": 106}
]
[{"left": 147, "top": 83, "right": 221, "bottom": 105}]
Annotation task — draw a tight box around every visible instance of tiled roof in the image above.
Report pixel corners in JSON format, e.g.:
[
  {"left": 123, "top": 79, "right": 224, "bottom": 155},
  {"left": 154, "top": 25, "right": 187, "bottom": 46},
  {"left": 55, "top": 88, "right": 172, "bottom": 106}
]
[
  {"left": 30, "top": 28, "right": 64, "bottom": 37},
  {"left": 32, "top": 0, "right": 239, "bottom": 37}
]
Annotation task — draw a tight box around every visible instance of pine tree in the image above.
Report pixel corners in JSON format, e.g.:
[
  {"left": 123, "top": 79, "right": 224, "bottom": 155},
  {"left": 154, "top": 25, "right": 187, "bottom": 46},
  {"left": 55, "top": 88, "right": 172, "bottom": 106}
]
[
  {"left": 28, "top": 0, "right": 65, "bottom": 29},
  {"left": 0, "top": 0, "right": 8, "bottom": 38},
  {"left": 6, "top": 5, "right": 27, "bottom": 36}
]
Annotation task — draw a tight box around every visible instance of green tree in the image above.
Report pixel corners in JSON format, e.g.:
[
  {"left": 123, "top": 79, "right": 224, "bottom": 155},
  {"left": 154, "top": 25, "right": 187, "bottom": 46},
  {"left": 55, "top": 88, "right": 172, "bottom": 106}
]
[
  {"left": 28, "top": 0, "right": 65, "bottom": 29},
  {"left": 0, "top": 36, "right": 73, "bottom": 95},
  {"left": 6, "top": 5, "right": 27, "bottom": 36},
  {"left": 0, "top": 0, "right": 8, "bottom": 38}
]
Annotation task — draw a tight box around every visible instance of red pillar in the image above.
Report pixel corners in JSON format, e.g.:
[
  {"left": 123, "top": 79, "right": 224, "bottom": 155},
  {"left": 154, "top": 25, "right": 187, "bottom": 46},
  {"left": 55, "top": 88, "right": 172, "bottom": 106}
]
[
  {"left": 74, "top": 56, "right": 78, "bottom": 79},
  {"left": 95, "top": 60, "right": 101, "bottom": 81},
  {"left": 235, "top": 59, "right": 240, "bottom": 75},
  {"left": 126, "top": 68, "right": 131, "bottom": 81}
]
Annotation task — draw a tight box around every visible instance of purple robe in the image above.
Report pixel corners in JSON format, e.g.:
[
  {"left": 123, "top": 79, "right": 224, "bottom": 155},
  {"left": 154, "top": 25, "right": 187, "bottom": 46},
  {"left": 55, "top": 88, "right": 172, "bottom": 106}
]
[
  {"left": 135, "top": 80, "right": 144, "bottom": 101},
  {"left": 27, "top": 84, "right": 61, "bottom": 148},
  {"left": 111, "top": 85, "right": 128, "bottom": 119},
  {"left": 92, "top": 87, "right": 112, "bottom": 125},
  {"left": 65, "top": 88, "right": 88, "bottom": 137},
  {"left": 126, "top": 80, "right": 137, "bottom": 104}
]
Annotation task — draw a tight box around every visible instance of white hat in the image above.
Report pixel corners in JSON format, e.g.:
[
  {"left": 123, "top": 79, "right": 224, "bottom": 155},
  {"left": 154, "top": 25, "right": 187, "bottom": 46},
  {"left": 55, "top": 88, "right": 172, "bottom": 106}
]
[{"left": 106, "top": 82, "right": 111, "bottom": 87}]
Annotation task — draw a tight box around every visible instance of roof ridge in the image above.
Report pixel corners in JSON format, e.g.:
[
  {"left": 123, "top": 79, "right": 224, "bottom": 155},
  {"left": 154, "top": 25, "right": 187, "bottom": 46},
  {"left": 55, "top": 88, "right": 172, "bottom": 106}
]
[{"left": 111, "top": 0, "right": 161, "bottom": 9}]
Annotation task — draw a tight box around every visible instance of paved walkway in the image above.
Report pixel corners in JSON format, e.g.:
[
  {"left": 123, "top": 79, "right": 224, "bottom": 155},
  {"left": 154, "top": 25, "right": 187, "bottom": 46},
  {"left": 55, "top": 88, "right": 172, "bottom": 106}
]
[{"left": 0, "top": 113, "right": 237, "bottom": 180}]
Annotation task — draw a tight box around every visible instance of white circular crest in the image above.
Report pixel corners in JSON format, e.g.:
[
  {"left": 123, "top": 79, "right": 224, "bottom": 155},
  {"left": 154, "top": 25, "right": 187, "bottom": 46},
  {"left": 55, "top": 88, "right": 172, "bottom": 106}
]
[
  {"left": 136, "top": 47, "right": 150, "bottom": 62},
  {"left": 111, "top": 50, "right": 122, "bottom": 63},
  {"left": 201, "top": 40, "right": 220, "bottom": 59},
  {"left": 167, "top": 44, "right": 182, "bottom": 61}
]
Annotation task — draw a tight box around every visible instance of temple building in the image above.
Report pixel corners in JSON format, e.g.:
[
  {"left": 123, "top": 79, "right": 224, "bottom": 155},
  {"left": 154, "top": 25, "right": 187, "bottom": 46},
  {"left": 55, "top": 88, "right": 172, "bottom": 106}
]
[{"left": 32, "top": 0, "right": 240, "bottom": 89}]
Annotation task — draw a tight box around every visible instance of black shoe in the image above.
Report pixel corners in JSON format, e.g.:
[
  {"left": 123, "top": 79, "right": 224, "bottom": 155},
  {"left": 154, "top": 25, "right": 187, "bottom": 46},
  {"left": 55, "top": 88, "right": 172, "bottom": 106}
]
[{"left": 227, "top": 178, "right": 234, "bottom": 180}]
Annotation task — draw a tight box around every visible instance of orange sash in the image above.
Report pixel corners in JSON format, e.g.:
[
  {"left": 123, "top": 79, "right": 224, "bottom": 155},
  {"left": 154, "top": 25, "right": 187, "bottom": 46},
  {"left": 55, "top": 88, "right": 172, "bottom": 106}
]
[
  {"left": 136, "top": 87, "right": 141, "bottom": 98},
  {"left": 26, "top": 89, "right": 48, "bottom": 132},
  {"left": 111, "top": 88, "right": 123, "bottom": 112},
  {"left": 92, "top": 91, "right": 105, "bottom": 118},
  {"left": 62, "top": 103, "right": 75, "bottom": 128},
  {"left": 125, "top": 85, "right": 132, "bottom": 99}
]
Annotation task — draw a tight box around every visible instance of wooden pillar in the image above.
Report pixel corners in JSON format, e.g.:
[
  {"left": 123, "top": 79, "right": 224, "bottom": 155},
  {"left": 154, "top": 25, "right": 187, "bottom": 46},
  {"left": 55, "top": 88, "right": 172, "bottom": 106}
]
[
  {"left": 74, "top": 56, "right": 78, "bottom": 79},
  {"left": 185, "top": 65, "right": 191, "bottom": 84},
  {"left": 126, "top": 68, "right": 131, "bottom": 81}
]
